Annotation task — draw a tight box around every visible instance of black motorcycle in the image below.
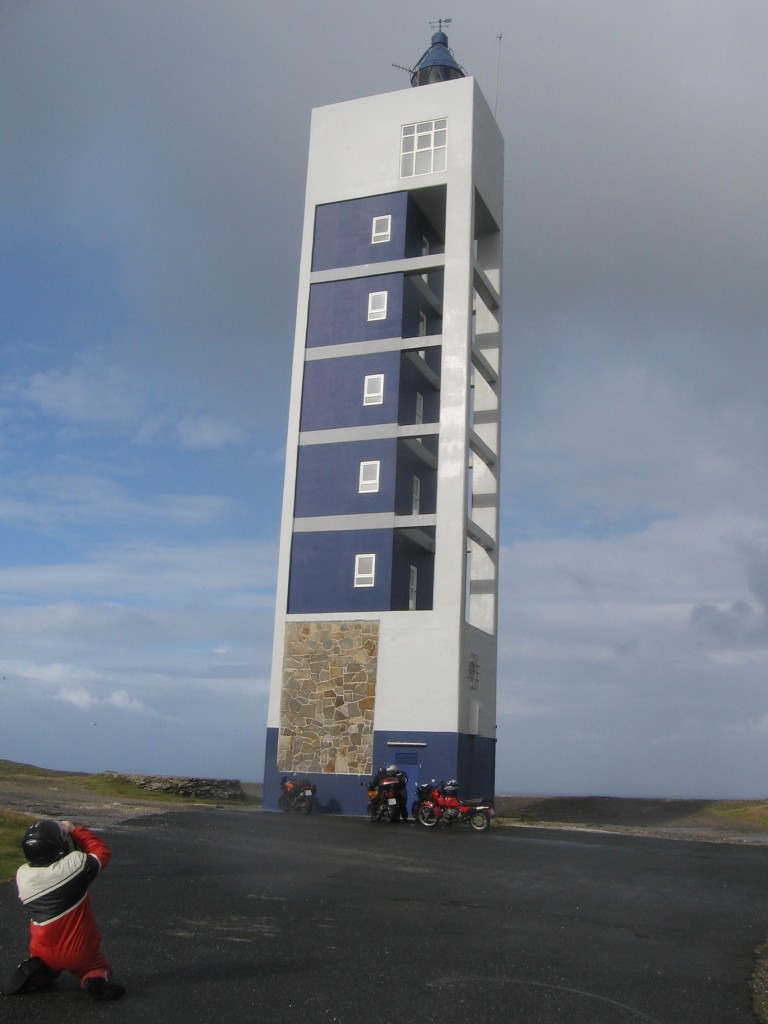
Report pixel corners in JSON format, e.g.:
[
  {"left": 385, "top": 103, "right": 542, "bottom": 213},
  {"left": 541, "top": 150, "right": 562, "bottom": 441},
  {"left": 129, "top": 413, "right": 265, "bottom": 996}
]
[
  {"left": 365, "top": 774, "right": 407, "bottom": 822},
  {"left": 278, "top": 776, "right": 316, "bottom": 814}
]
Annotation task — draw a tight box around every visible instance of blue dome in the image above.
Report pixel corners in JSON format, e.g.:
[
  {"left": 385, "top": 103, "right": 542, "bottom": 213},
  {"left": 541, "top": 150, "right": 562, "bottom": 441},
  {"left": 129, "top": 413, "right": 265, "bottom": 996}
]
[{"left": 411, "top": 31, "right": 466, "bottom": 87}]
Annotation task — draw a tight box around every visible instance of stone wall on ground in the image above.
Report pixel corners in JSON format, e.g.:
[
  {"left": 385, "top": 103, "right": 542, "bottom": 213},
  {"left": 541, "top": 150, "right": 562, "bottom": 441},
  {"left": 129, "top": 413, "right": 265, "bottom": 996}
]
[{"left": 100, "top": 772, "right": 245, "bottom": 800}]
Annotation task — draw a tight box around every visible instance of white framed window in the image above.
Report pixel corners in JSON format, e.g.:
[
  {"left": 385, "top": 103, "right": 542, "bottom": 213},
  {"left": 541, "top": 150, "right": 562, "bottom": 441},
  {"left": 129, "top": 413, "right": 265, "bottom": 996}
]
[
  {"left": 400, "top": 119, "right": 448, "bottom": 177},
  {"left": 408, "top": 565, "right": 418, "bottom": 610},
  {"left": 354, "top": 553, "right": 376, "bottom": 588},
  {"left": 359, "top": 460, "right": 380, "bottom": 493},
  {"left": 418, "top": 310, "right": 427, "bottom": 337},
  {"left": 368, "top": 291, "right": 387, "bottom": 321},
  {"left": 415, "top": 391, "right": 424, "bottom": 425},
  {"left": 372, "top": 215, "right": 391, "bottom": 244},
  {"left": 363, "top": 373, "right": 384, "bottom": 406},
  {"left": 411, "top": 475, "right": 421, "bottom": 515}
]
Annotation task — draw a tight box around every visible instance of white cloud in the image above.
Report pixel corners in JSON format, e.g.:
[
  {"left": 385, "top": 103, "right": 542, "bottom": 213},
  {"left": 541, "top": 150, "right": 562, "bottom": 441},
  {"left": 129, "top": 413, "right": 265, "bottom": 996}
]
[
  {"left": 55, "top": 687, "right": 97, "bottom": 710},
  {"left": 24, "top": 363, "right": 138, "bottom": 426},
  {"left": 176, "top": 415, "right": 246, "bottom": 450},
  {"left": 106, "top": 690, "right": 158, "bottom": 716}
]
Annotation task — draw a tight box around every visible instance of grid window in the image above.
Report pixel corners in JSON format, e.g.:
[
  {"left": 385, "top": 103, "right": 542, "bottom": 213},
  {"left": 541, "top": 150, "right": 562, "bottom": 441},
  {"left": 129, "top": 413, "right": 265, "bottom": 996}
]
[
  {"left": 359, "top": 460, "right": 381, "bottom": 493},
  {"left": 354, "top": 553, "right": 376, "bottom": 588},
  {"left": 372, "top": 215, "right": 391, "bottom": 244},
  {"left": 400, "top": 119, "right": 448, "bottom": 177},
  {"left": 411, "top": 475, "right": 421, "bottom": 515},
  {"left": 368, "top": 291, "right": 388, "bottom": 321},
  {"left": 363, "top": 373, "right": 384, "bottom": 406},
  {"left": 409, "top": 565, "right": 418, "bottom": 610}
]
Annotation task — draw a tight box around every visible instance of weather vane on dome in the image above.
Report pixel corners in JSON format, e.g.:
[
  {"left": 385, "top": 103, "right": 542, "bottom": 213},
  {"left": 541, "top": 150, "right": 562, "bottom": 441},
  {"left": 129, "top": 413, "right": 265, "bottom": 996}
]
[{"left": 393, "top": 18, "right": 466, "bottom": 87}]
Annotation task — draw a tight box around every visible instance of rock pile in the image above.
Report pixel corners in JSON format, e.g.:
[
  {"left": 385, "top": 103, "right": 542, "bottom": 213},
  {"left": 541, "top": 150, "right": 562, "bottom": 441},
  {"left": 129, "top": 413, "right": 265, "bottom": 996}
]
[{"left": 100, "top": 772, "right": 245, "bottom": 801}]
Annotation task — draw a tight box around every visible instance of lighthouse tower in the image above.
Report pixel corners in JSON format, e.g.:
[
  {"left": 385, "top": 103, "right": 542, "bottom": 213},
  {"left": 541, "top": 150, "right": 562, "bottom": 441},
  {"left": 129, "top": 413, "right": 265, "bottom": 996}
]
[{"left": 263, "top": 30, "right": 504, "bottom": 813}]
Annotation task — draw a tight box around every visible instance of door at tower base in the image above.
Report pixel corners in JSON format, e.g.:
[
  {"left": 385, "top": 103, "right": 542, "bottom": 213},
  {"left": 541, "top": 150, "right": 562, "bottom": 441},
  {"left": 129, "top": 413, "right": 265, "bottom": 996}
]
[{"left": 278, "top": 620, "right": 379, "bottom": 777}]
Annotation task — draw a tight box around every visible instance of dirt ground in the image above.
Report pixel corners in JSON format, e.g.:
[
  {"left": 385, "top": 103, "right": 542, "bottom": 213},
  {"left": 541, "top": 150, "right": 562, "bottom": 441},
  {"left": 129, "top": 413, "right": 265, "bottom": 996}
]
[
  {"left": 0, "top": 772, "right": 228, "bottom": 829},
  {"left": 2, "top": 771, "right": 768, "bottom": 844}
]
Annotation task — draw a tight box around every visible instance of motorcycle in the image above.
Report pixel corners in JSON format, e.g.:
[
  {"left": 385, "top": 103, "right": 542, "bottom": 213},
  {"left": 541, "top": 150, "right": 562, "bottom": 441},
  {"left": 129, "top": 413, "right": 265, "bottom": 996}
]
[
  {"left": 411, "top": 780, "right": 437, "bottom": 821},
  {"left": 415, "top": 779, "right": 494, "bottom": 832},
  {"left": 278, "top": 776, "right": 316, "bottom": 814},
  {"left": 365, "top": 774, "right": 407, "bottom": 823}
]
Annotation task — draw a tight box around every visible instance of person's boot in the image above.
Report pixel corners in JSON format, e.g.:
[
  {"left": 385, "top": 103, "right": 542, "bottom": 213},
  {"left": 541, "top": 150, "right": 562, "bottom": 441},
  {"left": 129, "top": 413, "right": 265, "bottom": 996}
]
[
  {"left": 1, "top": 957, "right": 59, "bottom": 995},
  {"left": 83, "top": 977, "right": 127, "bottom": 1001}
]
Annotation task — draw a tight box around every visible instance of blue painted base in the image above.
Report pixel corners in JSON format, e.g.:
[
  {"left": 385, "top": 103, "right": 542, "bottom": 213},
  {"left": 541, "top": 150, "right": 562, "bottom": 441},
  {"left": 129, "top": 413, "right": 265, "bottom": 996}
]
[{"left": 263, "top": 728, "right": 496, "bottom": 815}]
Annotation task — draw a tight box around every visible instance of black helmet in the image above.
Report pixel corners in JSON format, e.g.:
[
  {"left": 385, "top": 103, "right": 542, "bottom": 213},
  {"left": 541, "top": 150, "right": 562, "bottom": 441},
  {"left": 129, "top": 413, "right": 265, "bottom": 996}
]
[
  {"left": 386, "top": 764, "right": 399, "bottom": 776},
  {"left": 21, "top": 820, "right": 72, "bottom": 866},
  {"left": 442, "top": 779, "right": 459, "bottom": 794}
]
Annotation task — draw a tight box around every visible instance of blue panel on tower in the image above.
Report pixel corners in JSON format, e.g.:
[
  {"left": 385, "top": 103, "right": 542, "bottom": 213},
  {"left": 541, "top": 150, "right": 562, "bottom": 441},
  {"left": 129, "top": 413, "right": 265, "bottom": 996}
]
[
  {"left": 300, "top": 352, "right": 401, "bottom": 431},
  {"left": 312, "top": 193, "right": 410, "bottom": 271},
  {"left": 294, "top": 439, "right": 397, "bottom": 517},
  {"left": 288, "top": 529, "right": 394, "bottom": 613},
  {"left": 306, "top": 274, "right": 405, "bottom": 348}
]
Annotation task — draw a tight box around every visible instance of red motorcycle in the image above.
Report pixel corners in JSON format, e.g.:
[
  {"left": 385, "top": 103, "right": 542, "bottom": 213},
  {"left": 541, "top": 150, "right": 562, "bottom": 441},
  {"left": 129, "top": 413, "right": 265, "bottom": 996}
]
[{"left": 415, "top": 780, "right": 493, "bottom": 832}]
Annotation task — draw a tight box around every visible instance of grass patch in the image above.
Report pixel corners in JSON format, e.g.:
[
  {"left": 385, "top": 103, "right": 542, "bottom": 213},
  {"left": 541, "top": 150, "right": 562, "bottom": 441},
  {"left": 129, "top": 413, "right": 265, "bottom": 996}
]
[
  {"left": 711, "top": 801, "right": 768, "bottom": 831},
  {"left": 0, "top": 760, "right": 69, "bottom": 778},
  {"left": 76, "top": 774, "right": 186, "bottom": 803},
  {"left": 0, "top": 810, "right": 36, "bottom": 884}
]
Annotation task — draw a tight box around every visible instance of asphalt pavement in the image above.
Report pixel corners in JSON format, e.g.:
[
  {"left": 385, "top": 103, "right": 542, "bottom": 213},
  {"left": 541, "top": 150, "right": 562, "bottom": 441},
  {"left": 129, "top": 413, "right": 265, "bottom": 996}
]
[{"left": 1, "top": 810, "right": 766, "bottom": 1023}]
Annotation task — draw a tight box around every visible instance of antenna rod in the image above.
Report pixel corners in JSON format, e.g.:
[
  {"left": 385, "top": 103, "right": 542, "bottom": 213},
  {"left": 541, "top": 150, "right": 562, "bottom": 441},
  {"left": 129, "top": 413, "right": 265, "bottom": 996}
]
[{"left": 494, "top": 33, "right": 502, "bottom": 118}]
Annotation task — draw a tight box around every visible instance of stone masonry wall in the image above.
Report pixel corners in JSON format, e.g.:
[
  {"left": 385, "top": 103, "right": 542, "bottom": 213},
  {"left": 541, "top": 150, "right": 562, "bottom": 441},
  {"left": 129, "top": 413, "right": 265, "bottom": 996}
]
[{"left": 278, "top": 620, "right": 378, "bottom": 775}]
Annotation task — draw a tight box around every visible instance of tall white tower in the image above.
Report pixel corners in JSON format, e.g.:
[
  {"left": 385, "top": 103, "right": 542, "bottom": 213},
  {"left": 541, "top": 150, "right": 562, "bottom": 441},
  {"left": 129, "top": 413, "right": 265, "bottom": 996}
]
[{"left": 263, "top": 31, "right": 503, "bottom": 812}]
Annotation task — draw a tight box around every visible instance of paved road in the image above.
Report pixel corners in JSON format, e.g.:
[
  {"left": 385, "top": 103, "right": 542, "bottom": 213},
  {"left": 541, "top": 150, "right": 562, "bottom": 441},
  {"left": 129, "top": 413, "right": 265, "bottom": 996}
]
[{"left": 1, "top": 810, "right": 766, "bottom": 1023}]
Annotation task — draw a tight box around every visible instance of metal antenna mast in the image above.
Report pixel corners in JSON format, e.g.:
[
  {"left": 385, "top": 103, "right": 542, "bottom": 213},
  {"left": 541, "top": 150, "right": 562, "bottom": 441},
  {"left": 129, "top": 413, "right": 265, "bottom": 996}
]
[{"left": 494, "top": 33, "right": 503, "bottom": 118}]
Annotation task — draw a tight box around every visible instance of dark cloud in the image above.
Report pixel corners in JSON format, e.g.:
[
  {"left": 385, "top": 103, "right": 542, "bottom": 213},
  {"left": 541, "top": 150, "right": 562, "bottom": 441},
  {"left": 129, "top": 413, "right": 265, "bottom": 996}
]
[{"left": 4, "top": 1, "right": 768, "bottom": 794}]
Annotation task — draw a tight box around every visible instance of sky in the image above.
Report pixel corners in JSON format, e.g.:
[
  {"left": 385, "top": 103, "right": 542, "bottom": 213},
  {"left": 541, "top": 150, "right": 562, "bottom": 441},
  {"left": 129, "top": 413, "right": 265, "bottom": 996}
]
[{"left": 2, "top": 1, "right": 768, "bottom": 798}]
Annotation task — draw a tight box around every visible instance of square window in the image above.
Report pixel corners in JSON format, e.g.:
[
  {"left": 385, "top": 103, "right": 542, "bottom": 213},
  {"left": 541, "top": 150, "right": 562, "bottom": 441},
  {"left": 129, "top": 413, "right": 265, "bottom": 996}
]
[
  {"left": 354, "top": 553, "right": 376, "bottom": 588},
  {"left": 372, "top": 215, "right": 391, "bottom": 244},
  {"left": 368, "top": 291, "right": 387, "bottom": 321},
  {"left": 359, "top": 460, "right": 380, "bottom": 493},
  {"left": 363, "top": 373, "right": 384, "bottom": 406}
]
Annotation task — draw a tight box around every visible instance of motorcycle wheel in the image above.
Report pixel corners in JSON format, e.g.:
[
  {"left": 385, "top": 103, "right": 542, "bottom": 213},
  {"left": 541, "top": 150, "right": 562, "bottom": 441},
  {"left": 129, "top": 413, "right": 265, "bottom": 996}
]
[
  {"left": 469, "top": 811, "right": 490, "bottom": 832},
  {"left": 278, "top": 796, "right": 290, "bottom": 813},
  {"left": 417, "top": 805, "right": 439, "bottom": 827},
  {"left": 296, "top": 797, "right": 312, "bottom": 814}
]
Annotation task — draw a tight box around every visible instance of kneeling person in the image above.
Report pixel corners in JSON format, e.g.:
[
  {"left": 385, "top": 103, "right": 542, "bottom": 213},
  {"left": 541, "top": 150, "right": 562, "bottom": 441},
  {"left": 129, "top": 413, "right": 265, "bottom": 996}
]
[{"left": 1, "top": 818, "right": 125, "bottom": 1001}]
